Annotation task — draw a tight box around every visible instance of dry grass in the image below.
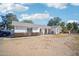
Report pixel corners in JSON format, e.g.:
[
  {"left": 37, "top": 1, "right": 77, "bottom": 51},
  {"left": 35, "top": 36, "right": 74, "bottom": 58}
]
[
  {"left": 71, "top": 34, "right": 79, "bottom": 55},
  {"left": 0, "top": 34, "right": 78, "bottom": 56}
]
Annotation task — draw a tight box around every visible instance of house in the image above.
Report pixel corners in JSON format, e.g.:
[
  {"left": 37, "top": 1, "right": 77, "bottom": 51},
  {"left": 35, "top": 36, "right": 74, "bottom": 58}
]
[{"left": 12, "top": 21, "right": 62, "bottom": 37}]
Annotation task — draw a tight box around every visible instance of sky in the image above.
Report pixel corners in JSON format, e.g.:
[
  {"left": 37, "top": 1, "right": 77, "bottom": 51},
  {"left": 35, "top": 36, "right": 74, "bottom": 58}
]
[{"left": 0, "top": 3, "right": 79, "bottom": 25}]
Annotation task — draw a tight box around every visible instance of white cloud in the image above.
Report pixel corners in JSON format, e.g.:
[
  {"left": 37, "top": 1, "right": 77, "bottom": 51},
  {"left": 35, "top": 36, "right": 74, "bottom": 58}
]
[
  {"left": 0, "top": 3, "right": 13, "bottom": 13},
  {"left": 0, "top": 3, "right": 29, "bottom": 14},
  {"left": 46, "top": 3, "right": 68, "bottom": 9},
  {"left": 19, "top": 13, "right": 50, "bottom": 21},
  {"left": 13, "top": 4, "right": 29, "bottom": 11},
  {"left": 71, "top": 3, "right": 79, "bottom": 6},
  {"left": 67, "top": 20, "right": 79, "bottom": 24}
]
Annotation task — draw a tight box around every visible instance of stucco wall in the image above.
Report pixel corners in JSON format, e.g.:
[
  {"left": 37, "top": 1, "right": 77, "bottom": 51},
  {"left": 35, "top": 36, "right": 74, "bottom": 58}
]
[{"left": 32, "top": 28, "right": 40, "bottom": 33}]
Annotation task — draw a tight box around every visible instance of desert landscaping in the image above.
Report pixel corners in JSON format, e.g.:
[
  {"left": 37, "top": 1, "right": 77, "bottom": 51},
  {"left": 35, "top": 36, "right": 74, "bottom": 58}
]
[{"left": 0, "top": 34, "right": 79, "bottom": 56}]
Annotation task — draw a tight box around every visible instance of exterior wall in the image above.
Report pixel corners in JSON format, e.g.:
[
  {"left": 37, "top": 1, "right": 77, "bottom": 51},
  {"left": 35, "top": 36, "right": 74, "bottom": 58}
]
[
  {"left": 14, "top": 26, "right": 41, "bottom": 33},
  {"left": 14, "top": 26, "right": 41, "bottom": 37},
  {"left": 40, "top": 28, "right": 50, "bottom": 35},
  {"left": 14, "top": 30, "right": 27, "bottom": 33},
  {"left": 14, "top": 26, "right": 27, "bottom": 33},
  {"left": 13, "top": 26, "right": 51, "bottom": 37},
  {"left": 41, "top": 29, "right": 45, "bottom": 35},
  {"left": 12, "top": 23, "right": 62, "bottom": 37},
  {"left": 50, "top": 26, "right": 62, "bottom": 34},
  {"left": 32, "top": 28, "right": 40, "bottom": 33},
  {"left": 55, "top": 28, "right": 59, "bottom": 34},
  {"left": 14, "top": 27, "right": 61, "bottom": 34},
  {"left": 50, "top": 28, "right": 56, "bottom": 34},
  {"left": 56, "top": 28, "right": 61, "bottom": 34}
]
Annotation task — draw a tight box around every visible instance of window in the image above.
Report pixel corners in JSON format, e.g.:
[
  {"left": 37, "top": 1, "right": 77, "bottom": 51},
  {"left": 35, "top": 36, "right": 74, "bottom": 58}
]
[{"left": 27, "top": 28, "right": 32, "bottom": 33}]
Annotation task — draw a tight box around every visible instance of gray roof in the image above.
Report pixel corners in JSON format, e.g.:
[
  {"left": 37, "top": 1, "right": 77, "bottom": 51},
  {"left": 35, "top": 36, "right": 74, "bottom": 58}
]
[{"left": 12, "top": 21, "right": 51, "bottom": 29}]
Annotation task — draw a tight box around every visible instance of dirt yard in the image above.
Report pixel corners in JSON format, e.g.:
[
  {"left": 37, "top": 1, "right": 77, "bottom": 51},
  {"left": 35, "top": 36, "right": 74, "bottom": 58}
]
[{"left": 0, "top": 34, "right": 78, "bottom": 56}]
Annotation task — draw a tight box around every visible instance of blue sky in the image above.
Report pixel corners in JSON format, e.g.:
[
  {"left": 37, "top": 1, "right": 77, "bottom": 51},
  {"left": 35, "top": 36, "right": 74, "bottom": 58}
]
[{"left": 0, "top": 3, "right": 79, "bottom": 25}]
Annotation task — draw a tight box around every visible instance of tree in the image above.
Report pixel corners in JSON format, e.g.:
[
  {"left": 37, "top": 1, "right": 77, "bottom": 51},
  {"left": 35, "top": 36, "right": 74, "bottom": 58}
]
[
  {"left": 47, "top": 17, "right": 61, "bottom": 26},
  {"left": 77, "top": 28, "right": 79, "bottom": 33},
  {"left": 0, "top": 13, "right": 18, "bottom": 30},
  {"left": 47, "top": 18, "right": 53, "bottom": 26},
  {"left": 21, "top": 20, "right": 33, "bottom": 24},
  {"left": 0, "top": 22, "right": 3, "bottom": 30},
  {"left": 0, "top": 15, "right": 8, "bottom": 30},
  {"left": 5, "top": 13, "right": 18, "bottom": 30},
  {"left": 66, "top": 23, "right": 73, "bottom": 34},
  {"left": 66, "top": 22, "right": 79, "bottom": 34},
  {"left": 60, "top": 22, "right": 65, "bottom": 26},
  {"left": 60, "top": 22, "right": 66, "bottom": 33},
  {"left": 72, "top": 22, "right": 78, "bottom": 33},
  {"left": 6, "top": 13, "right": 18, "bottom": 22}
]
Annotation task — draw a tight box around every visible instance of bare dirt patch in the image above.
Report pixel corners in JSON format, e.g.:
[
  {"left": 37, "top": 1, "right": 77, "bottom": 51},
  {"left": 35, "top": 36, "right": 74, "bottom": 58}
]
[{"left": 0, "top": 34, "right": 77, "bottom": 56}]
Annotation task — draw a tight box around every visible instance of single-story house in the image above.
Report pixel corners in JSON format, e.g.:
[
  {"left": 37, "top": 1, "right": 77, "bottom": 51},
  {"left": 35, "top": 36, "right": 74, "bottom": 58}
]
[{"left": 12, "top": 21, "right": 62, "bottom": 37}]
